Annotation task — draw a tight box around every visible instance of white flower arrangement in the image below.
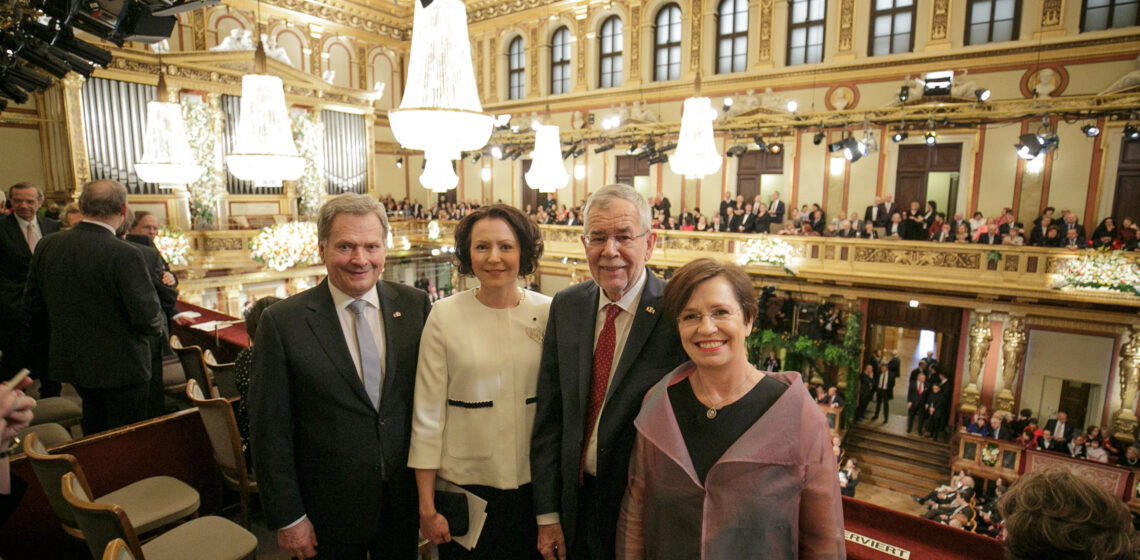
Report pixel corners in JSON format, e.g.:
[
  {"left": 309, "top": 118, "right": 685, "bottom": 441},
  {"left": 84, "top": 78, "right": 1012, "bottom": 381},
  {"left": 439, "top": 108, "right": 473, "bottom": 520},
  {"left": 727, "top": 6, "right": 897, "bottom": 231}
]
[
  {"left": 182, "top": 102, "right": 225, "bottom": 227},
  {"left": 736, "top": 235, "right": 794, "bottom": 268},
  {"left": 249, "top": 222, "right": 320, "bottom": 271},
  {"left": 292, "top": 112, "right": 325, "bottom": 218},
  {"left": 154, "top": 226, "right": 190, "bottom": 266},
  {"left": 427, "top": 220, "right": 441, "bottom": 241},
  {"left": 1052, "top": 250, "right": 1140, "bottom": 297}
]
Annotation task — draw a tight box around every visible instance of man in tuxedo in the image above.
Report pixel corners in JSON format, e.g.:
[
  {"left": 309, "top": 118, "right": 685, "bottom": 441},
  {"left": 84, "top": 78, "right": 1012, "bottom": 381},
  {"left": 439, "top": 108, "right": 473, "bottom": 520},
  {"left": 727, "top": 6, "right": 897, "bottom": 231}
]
[
  {"left": 717, "top": 191, "right": 733, "bottom": 221},
  {"left": 768, "top": 191, "right": 785, "bottom": 223},
  {"left": 977, "top": 227, "right": 1002, "bottom": 245},
  {"left": 1062, "top": 227, "right": 1086, "bottom": 249},
  {"left": 931, "top": 223, "right": 953, "bottom": 242},
  {"left": 250, "top": 194, "right": 431, "bottom": 559},
  {"left": 1036, "top": 429, "right": 1061, "bottom": 452},
  {"left": 24, "top": 180, "right": 163, "bottom": 433},
  {"left": 737, "top": 204, "right": 757, "bottom": 233},
  {"left": 0, "top": 183, "right": 60, "bottom": 394},
  {"left": 837, "top": 220, "right": 857, "bottom": 238},
  {"left": 727, "top": 206, "right": 746, "bottom": 233},
  {"left": 885, "top": 213, "right": 904, "bottom": 238},
  {"left": 531, "top": 184, "right": 686, "bottom": 560},
  {"left": 907, "top": 372, "right": 929, "bottom": 434},
  {"left": 1044, "top": 412, "right": 1075, "bottom": 444},
  {"left": 877, "top": 195, "right": 896, "bottom": 227},
  {"left": 864, "top": 196, "right": 883, "bottom": 227},
  {"left": 872, "top": 362, "right": 897, "bottom": 423}
]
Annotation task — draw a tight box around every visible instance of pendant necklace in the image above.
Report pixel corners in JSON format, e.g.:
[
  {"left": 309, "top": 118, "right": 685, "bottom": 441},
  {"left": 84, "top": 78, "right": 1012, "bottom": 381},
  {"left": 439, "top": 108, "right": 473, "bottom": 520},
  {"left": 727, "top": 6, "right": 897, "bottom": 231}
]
[{"left": 693, "top": 372, "right": 755, "bottom": 419}]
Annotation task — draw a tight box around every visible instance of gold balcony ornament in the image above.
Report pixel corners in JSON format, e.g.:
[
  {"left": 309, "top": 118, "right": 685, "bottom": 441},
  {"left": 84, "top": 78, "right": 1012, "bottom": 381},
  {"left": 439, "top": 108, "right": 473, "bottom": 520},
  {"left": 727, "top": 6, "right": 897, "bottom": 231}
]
[
  {"left": 960, "top": 312, "right": 992, "bottom": 416},
  {"left": 1112, "top": 327, "right": 1140, "bottom": 444},
  {"left": 994, "top": 316, "right": 1026, "bottom": 415},
  {"left": 389, "top": 0, "right": 493, "bottom": 192}
]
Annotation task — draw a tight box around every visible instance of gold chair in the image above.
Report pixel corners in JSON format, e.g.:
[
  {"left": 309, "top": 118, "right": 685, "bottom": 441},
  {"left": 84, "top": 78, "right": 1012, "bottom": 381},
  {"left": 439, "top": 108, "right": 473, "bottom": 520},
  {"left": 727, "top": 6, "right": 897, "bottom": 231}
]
[
  {"left": 24, "top": 432, "right": 200, "bottom": 540},
  {"left": 63, "top": 472, "right": 258, "bottom": 560},
  {"left": 186, "top": 379, "right": 257, "bottom": 528}
]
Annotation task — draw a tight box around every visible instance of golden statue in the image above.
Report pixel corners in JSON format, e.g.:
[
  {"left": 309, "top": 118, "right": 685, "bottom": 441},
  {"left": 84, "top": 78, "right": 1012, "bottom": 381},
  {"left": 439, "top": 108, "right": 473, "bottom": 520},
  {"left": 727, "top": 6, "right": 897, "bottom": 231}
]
[
  {"left": 960, "top": 312, "right": 992, "bottom": 415},
  {"left": 995, "top": 317, "right": 1026, "bottom": 414},
  {"left": 1112, "top": 327, "right": 1140, "bottom": 444}
]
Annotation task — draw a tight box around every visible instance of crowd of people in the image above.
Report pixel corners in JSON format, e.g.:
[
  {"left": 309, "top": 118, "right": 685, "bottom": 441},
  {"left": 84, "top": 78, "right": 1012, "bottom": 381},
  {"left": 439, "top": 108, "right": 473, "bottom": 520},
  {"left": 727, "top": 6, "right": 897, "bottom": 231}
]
[{"left": 966, "top": 407, "right": 1140, "bottom": 468}]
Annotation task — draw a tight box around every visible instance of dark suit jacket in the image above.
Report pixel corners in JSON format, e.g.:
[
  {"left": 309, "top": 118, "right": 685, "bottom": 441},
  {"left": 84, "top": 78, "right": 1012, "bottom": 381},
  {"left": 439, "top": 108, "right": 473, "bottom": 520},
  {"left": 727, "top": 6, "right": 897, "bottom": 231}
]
[
  {"left": 768, "top": 199, "right": 785, "bottom": 223},
  {"left": 125, "top": 234, "right": 178, "bottom": 324},
  {"left": 738, "top": 213, "right": 756, "bottom": 233},
  {"left": 907, "top": 380, "right": 929, "bottom": 407},
  {"left": 873, "top": 369, "right": 897, "bottom": 396},
  {"left": 1043, "top": 419, "right": 1075, "bottom": 442},
  {"left": 24, "top": 222, "right": 163, "bottom": 388},
  {"left": 250, "top": 279, "right": 430, "bottom": 544},
  {"left": 531, "top": 271, "right": 687, "bottom": 556},
  {"left": 0, "top": 214, "right": 59, "bottom": 315},
  {"left": 978, "top": 233, "right": 1003, "bottom": 245}
]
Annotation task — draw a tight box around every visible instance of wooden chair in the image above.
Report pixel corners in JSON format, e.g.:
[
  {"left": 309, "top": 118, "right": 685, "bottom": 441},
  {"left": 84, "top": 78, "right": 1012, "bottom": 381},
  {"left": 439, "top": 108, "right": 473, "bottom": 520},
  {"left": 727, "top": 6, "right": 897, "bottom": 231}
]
[
  {"left": 186, "top": 379, "right": 257, "bottom": 528},
  {"left": 173, "top": 344, "right": 215, "bottom": 397},
  {"left": 104, "top": 538, "right": 134, "bottom": 560},
  {"left": 62, "top": 472, "right": 258, "bottom": 560},
  {"left": 203, "top": 352, "right": 239, "bottom": 399},
  {"left": 23, "top": 432, "right": 200, "bottom": 540}
]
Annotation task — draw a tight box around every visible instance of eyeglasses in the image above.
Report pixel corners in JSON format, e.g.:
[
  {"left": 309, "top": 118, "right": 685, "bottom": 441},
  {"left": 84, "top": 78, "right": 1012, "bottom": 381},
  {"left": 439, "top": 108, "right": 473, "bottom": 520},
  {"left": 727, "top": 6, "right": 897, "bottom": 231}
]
[
  {"left": 677, "top": 308, "right": 741, "bottom": 328},
  {"left": 583, "top": 231, "right": 648, "bottom": 249}
]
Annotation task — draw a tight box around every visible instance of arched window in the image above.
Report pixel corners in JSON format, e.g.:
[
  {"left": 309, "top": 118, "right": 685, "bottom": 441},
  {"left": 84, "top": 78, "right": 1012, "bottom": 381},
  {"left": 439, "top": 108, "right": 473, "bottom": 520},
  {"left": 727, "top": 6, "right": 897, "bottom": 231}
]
[
  {"left": 508, "top": 36, "right": 525, "bottom": 100},
  {"left": 654, "top": 4, "right": 682, "bottom": 81},
  {"left": 598, "top": 16, "right": 623, "bottom": 88},
  {"left": 716, "top": 0, "right": 748, "bottom": 74},
  {"left": 550, "top": 27, "right": 571, "bottom": 94}
]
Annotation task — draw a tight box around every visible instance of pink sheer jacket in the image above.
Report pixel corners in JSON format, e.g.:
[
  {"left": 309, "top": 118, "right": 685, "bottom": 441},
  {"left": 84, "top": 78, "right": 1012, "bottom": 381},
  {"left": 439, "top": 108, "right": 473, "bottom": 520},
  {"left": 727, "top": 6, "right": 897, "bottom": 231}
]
[{"left": 617, "top": 366, "right": 846, "bottom": 559}]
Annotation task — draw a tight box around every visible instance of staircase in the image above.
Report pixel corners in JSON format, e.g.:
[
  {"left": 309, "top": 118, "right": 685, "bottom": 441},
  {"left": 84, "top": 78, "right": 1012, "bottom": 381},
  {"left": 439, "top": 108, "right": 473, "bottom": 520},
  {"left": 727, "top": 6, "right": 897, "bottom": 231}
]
[{"left": 842, "top": 422, "right": 952, "bottom": 497}]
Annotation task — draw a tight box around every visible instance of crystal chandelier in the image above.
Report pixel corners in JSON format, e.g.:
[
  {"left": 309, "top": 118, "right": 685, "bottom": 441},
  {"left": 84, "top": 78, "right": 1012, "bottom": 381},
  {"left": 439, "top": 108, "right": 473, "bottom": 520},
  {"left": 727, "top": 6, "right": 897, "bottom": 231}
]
[
  {"left": 135, "top": 72, "right": 203, "bottom": 188},
  {"left": 225, "top": 44, "right": 306, "bottom": 186},
  {"left": 389, "top": 0, "right": 493, "bottom": 192},
  {"left": 668, "top": 96, "right": 722, "bottom": 179},
  {"left": 524, "top": 123, "right": 569, "bottom": 193}
]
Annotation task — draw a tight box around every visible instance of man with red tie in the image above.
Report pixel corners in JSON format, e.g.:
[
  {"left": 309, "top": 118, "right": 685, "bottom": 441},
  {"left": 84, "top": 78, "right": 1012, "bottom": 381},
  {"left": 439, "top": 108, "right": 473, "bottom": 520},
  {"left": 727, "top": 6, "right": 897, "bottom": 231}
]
[
  {"left": 907, "top": 372, "right": 930, "bottom": 434},
  {"left": 531, "top": 184, "right": 687, "bottom": 560}
]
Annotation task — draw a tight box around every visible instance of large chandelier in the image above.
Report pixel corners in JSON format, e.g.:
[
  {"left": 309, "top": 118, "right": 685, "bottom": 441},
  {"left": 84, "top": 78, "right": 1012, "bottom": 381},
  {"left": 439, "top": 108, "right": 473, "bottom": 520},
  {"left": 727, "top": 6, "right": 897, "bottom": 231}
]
[
  {"left": 524, "top": 123, "right": 569, "bottom": 193},
  {"left": 389, "top": 0, "right": 493, "bottom": 192},
  {"left": 135, "top": 73, "right": 203, "bottom": 188},
  {"left": 225, "top": 44, "right": 305, "bottom": 185},
  {"left": 668, "top": 96, "right": 722, "bottom": 178}
]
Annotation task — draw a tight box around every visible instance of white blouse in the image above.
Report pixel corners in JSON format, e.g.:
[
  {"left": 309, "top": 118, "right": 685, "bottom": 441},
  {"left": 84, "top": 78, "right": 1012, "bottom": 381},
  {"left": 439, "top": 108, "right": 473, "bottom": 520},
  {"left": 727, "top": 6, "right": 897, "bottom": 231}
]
[{"left": 408, "top": 288, "right": 552, "bottom": 489}]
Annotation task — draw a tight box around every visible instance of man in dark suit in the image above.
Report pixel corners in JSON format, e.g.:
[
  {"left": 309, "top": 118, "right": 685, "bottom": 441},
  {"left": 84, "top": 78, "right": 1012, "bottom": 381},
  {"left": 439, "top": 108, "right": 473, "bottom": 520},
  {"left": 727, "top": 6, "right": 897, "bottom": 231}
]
[
  {"left": 907, "top": 372, "right": 930, "bottom": 434},
  {"left": 924, "top": 382, "right": 951, "bottom": 440},
  {"left": 1043, "top": 412, "right": 1075, "bottom": 444},
  {"left": 24, "top": 180, "right": 163, "bottom": 433},
  {"left": 872, "top": 362, "right": 897, "bottom": 423},
  {"left": 737, "top": 204, "right": 757, "bottom": 233},
  {"left": 717, "top": 191, "right": 733, "bottom": 222},
  {"left": 768, "top": 191, "right": 785, "bottom": 223},
  {"left": 123, "top": 210, "right": 179, "bottom": 418},
  {"left": 727, "top": 206, "right": 745, "bottom": 233},
  {"left": 865, "top": 196, "right": 884, "bottom": 227},
  {"left": 531, "top": 184, "right": 687, "bottom": 560},
  {"left": 0, "top": 182, "right": 60, "bottom": 395},
  {"left": 1060, "top": 213, "right": 1085, "bottom": 239},
  {"left": 250, "top": 194, "right": 430, "bottom": 559}
]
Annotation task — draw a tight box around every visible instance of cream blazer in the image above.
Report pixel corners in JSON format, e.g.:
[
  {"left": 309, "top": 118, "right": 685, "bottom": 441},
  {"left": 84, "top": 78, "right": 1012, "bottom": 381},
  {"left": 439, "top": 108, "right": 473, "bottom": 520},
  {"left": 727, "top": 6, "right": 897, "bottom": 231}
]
[{"left": 408, "top": 288, "right": 552, "bottom": 489}]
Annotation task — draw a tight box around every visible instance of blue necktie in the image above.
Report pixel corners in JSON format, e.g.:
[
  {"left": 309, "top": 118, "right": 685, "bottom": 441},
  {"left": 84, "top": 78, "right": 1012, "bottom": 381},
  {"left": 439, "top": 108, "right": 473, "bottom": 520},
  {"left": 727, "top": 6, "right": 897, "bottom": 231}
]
[{"left": 348, "top": 299, "right": 382, "bottom": 409}]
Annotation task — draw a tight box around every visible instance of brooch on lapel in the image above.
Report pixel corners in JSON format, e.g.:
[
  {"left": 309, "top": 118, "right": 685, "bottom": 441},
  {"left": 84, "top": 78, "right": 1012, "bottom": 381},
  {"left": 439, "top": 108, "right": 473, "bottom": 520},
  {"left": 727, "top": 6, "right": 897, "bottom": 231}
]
[
  {"left": 526, "top": 321, "right": 544, "bottom": 345},
  {"left": 645, "top": 306, "right": 655, "bottom": 314},
  {"left": 393, "top": 311, "right": 402, "bottom": 318}
]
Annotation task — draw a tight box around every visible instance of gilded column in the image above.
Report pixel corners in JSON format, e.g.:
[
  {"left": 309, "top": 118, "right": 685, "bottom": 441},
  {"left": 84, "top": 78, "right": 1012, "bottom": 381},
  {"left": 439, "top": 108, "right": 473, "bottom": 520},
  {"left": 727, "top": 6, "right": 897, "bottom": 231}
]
[
  {"left": 364, "top": 106, "right": 377, "bottom": 198},
  {"left": 474, "top": 39, "right": 485, "bottom": 100},
  {"left": 487, "top": 37, "right": 498, "bottom": 103},
  {"left": 959, "top": 312, "right": 992, "bottom": 416},
  {"left": 834, "top": 0, "right": 855, "bottom": 61},
  {"left": 1036, "top": 0, "right": 1066, "bottom": 38},
  {"left": 61, "top": 73, "right": 90, "bottom": 194},
  {"left": 529, "top": 25, "right": 540, "bottom": 97},
  {"left": 358, "top": 45, "right": 369, "bottom": 90},
  {"left": 628, "top": 4, "right": 641, "bottom": 84},
  {"left": 753, "top": 0, "right": 773, "bottom": 69},
  {"left": 926, "top": 0, "right": 951, "bottom": 51},
  {"left": 576, "top": 12, "right": 588, "bottom": 90},
  {"left": 994, "top": 316, "right": 1026, "bottom": 415},
  {"left": 1112, "top": 327, "right": 1140, "bottom": 444},
  {"left": 309, "top": 26, "right": 323, "bottom": 78},
  {"left": 687, "top": 0, "right": 702, "bottom": 77},
  {"left": 191, "top": 10, "right": 207, "bottom": 51}
]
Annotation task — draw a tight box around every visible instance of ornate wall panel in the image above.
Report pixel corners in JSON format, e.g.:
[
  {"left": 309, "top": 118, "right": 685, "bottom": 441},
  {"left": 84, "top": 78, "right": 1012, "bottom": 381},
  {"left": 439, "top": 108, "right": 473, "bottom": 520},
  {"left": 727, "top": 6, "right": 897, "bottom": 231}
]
[
  {"left": 630, "top": 6, "right": 641, "bottom": 81},
  {"left": 1041, "top": 0, "right": 1065, "bottom": 29},
  {"left": 837, "top": 0, "right": 855, "bottom": 54},
  {"left": 930, "top": 0, "right": 950, "bottom": 41},
  {"left": 689, "top": 0, "right": 701, "bottom": 71},
  {"left": 475, "top": 39, "right": 485, "bottom": 99},
  {"left": 757, "top": 0, "right": 773, "bottom": 63},
  {"left": 488, "top": 37, "right": 498, "bottom": 102},
  {"left": 576, "top": 16, "right": 587, "bottom": 88},
  {"left": 530, "top": 25, "right": 539, "bottom": 95}
]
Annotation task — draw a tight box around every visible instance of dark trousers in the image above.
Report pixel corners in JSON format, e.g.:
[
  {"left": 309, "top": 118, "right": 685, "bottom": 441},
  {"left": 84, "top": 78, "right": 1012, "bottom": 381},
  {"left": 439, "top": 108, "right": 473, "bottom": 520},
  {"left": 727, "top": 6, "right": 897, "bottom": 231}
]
[
  {"left": 147, "top": 335, "right": 166, "bottom": 418},
  {"left": 873, "top": 390, "right": 891, "bottom": 422},
  {"left": 314, "top": 481, "right": 419, "bottom": 560},
  {"left": 572, "top": 475, "right": 614, "bottom": 560},
  {"left": 439, "top": 484, "right": 541, "bottom": 560},
  {"left": 907, "top": 403, "right": 927, "bottom": 433},
  {"left": 75, "top": 381, "right": 149, "bottom": 435},
  {"left": 856, "top": 388, "right": 873, "bottom": 419}
]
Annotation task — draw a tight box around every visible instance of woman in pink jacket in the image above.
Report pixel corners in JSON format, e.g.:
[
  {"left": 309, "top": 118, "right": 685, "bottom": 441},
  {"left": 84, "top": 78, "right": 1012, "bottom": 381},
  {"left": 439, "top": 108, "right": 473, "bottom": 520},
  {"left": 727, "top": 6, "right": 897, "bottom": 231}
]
[{"left": 617, "top": 258, "right": 845, "bottom": 559}]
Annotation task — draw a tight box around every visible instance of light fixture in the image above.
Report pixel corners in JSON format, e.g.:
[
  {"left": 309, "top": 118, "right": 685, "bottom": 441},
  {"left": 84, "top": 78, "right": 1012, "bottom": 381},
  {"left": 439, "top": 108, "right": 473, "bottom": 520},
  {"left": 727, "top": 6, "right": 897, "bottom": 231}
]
[
  {"left": 135, "top": 71, "right": 203, "bottom": 188},
  {"left": 388, "top": 0, "right": 493, "bottom": 192},
  {"left": 753, "top": 136, "right": 767, "bottom": 151},
  {"left": 722, "top": 97, "right": 734, "bottom": 112},
  {"left": 225, "top": 45, "right": 306, "bottom": 185},
  {"left": 1081, "top": 123, "right": 1101, "bottom": 137},
  {"left": 626, "top": 143, "right": 640, "bottom": 154},
  {"left": 524, "top": 122, "right": 570, "bottom": 193},
  {"left": 813, "top": 131, "right": 826, "bottom": 145},
  {"left": 471, "top": 152, "right": 482, "bottom": 163},
  {"left": 923, "top": 70, "right": 953, "bottom": 96},
  {"left": 669, "top": 97, "right": 722, "bottom": 178},
  {"left": 594, "top": 142, "right": 615, "bottom": 153},
  {"left": 726, "top": 144, "right": 748, "bottom": 157},
  {"left": 786, "top": 100, "right": 798, "bottom": 113},
  {"left": 841, "top": 136, "right": 867, "bottom": 162},
  {"left": 1025, "top": 154, "right": 1045, "bottom": 173},
  {"left": 768, "top": 142, "right": 783, "bottom": 155},
  {"left": 908, "top": 299, "right": 919, "bottom": 308},
  {"left": 892, "top": 131, "right": 908, "bottom": 142},
  {"left": 974, "top": 88, "right": 991, "bottom": 102},
  {"left": 480, "top": 167, "right": 491, "bottom": 181},
  {"left": 1016, "top": 131, "right": 1059, "bottom": 160},
  {"left": 395, "top": 157, "right": 403, "bottom": 168},
  {"left": 574, "top": 163, "right": 586, "bottom": 180},
  {"left": 898, "top": 85, "right": 910, "bottom": 103},
  {"left": 647, "top": 153, "right": 669, "bottom": 165},
  {"left": 491, "top": 145, "right": 504, "bottom": 159},
  {"left": 1124, "top": 124, "right": 1140, "bottom": 142},
  {"left": 924, "top": 130, "right": 937, "bottom": 146}
]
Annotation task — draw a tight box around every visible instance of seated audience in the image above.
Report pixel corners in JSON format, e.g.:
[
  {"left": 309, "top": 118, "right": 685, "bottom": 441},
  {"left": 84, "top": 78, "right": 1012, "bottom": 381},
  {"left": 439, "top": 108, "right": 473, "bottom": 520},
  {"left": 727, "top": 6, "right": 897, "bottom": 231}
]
[
  {"left": 1085, "top": 438, "right": 1108, "bottom": 463},
  {"left": 1002, "top": 223, "right": 1025, "bottom": 246},
  {"left": 1068, "top": 433, "right": 1088, "bottom": 459},
  {"left": 953, "top": 223, "right": 972, "bottom": 243},
  {"left": 1115, "top": 445, "right": 1140, "bottom": 467},
  {"left": 858, "top": 221, "right": 878, "bottom": 239},
  {"left": 817, "top": 385, "right": 844, "bottom": 407},
  {"left": 1091, "top": 218, "right": 1118, "bottom": 249},
  {"left": 931, "top": 223, "right": 953, "bottom": 243},
  {"left": 999, "top": 471, "right": 1138, "bottom": 560}
]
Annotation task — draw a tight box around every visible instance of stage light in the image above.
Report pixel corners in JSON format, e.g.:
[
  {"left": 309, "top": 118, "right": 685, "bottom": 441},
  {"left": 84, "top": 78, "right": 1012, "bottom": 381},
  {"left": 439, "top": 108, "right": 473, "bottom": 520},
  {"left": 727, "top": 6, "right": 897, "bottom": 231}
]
[
  {"left": 923, "top": 70, "right": 953, "bottom": 96},
  {"left": 827, "top": 139, "right": 844, "bottom": 153},
  {"left": 768, "top": 142, "right": 783, "bottom": 155},
  {"left": 898, "top": 85, "right": 910, "bottom": 103},
  {"left": 842, "top": 136, "right": 867, "bottom": 162},
  {"left": 892, "top": 131, "right": 908, "bottom": 142},
  {"left": 1124, "top": 124, "right": 1140, "bottom": 142},
  {"left": 722, "top": 97, "right": 734, "bottom": 112},
  {"left": 924, "top": 130, "right": 937, "bottom": 146},
  {"left": 471, "top": 152, "right": 482, "bottom": 163},
  {"left": 1016, "top": 133, "right": 1044, "bottom": 160},
  {"left": 813, "top": 131, "right": 826, "bottom": 145},
  {"left": 395, "top": 157, "right": 403, "bottom": 168},
  {"left": 647, "top": 153, "right": 669, "bottom": 165},
  {"left": 754, "top": 136, "right": 767, "bottom": 151},
  {"left": 1081, "top": 124, "right": 1100, "bottom": 137},
  {"left": 491, "top": 145, "right": 504, "bottom": 159},
  {"left": 974, "top": 88, "right": 991, "bottom": 102},
  {"left": 594, "top": 142, "right": 615, "bottom": 153},
  {"left": 726, "top": 144, "right": 748, "bottom": 157},
  {"left": 909, "top": 299, "right": 919, "bottom": 308},
  {"left": 786, "top": 100, "right": 798, "bottom": 113}
]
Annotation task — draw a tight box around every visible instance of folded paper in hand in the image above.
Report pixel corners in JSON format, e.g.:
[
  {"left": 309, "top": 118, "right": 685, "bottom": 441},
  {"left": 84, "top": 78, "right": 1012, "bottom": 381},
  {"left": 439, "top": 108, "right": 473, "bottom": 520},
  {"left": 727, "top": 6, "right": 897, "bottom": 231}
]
[{"left": 434, "top": 479, "right": 488, "bottom": 550}]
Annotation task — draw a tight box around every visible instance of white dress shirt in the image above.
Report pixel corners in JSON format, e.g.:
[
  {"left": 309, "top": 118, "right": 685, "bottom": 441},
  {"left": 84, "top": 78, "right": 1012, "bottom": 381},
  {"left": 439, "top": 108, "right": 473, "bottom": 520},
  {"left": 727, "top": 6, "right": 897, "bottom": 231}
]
[
  {"left": 584, "top": 270, "right": 648, "bottom": 476},
  {"left": 408, "top": 288, "right": 552, "bottom": 488}
]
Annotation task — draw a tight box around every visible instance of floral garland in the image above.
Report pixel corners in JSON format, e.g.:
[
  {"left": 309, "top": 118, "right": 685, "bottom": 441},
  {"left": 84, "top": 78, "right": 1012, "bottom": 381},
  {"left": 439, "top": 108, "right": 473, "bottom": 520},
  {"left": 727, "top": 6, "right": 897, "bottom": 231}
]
[
  {"left": 736, "top": 235, "right": 795, "bottom": 269},
  {"left": 427, "top": 220, "right": 441, "bottom": 241},
  {"left": 1052, "top": 249, "right": 1140, "bottom": 296},
  {"left": 249, "top": 222, "right": 320, "bottom": 271},
  {"left": 292, "top": 112, "right": 325, "bottom": 219},
  {"left": 182, "top": 102, "right": 225, "bottom": 228},
  {"left": 981, "top": 443, "right": 1000, "bottom": 467},
  {"left": 154, "top": 226, "right": 190, "bottom": 266}
]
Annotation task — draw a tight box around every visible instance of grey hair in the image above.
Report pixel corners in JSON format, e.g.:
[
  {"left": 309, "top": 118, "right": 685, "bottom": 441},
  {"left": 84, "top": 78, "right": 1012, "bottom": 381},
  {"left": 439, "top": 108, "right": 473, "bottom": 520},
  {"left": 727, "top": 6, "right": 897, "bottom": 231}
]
[
  {"left": 79, "top": 179, "right": 127, "bottom": 218},
  {"left": 582, "top": 184, "right": 652, "bottom": 233},
  {"left": 317, "top": 193, "right": 389, "bottom": 245},
  {"left": 7, "top": 182, "right": 41, "bottom": 201}
]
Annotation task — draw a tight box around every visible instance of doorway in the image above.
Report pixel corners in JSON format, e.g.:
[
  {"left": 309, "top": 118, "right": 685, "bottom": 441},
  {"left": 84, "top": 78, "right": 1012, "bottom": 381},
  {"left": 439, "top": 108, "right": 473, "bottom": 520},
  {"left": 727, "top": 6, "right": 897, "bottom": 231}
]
[
  {"left": 736, "top": 151, "right": 785, "bottom": 218},
  {"left": 895, "top": 144, "right": 963, "bottom": 217},
  {"left": 1112, "top": 141, "right": 1140, "bottom": 222}
]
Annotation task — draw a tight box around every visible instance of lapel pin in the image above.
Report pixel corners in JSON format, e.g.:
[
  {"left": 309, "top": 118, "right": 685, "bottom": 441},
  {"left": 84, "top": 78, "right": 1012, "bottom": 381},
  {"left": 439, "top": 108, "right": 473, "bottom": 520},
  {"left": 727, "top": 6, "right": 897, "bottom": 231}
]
[
  {"left": 393, "top": 311, "right": 402, "bottom": 318},
  {"left": 646, "top": 306, "right": 655, "bottom": 314}
]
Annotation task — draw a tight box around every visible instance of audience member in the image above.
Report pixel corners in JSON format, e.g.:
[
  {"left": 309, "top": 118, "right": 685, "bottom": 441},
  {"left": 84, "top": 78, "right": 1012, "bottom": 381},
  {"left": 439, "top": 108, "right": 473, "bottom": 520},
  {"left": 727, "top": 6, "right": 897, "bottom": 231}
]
[
  {"left": 999, "top": 470, "right": 1137, "bottom": 560},
  {"left": 0, "top": 376, "right": 34, "bottom": 525},
  {"left": 1116, "top": 445, "right": 1140, "bottom": 467},
  {"left": 839, "top": 458, "right": 860, "bottom": 498},
  {"left": 233, "top": 295, "right": 280, "bottom": 455}
]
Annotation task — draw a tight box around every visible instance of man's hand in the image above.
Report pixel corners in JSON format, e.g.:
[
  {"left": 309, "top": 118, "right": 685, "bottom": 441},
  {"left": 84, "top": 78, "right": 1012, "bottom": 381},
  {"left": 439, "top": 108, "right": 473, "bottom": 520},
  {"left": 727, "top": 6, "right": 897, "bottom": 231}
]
[
  {"left": 278, "top": 518, "right": 318, "bottom": 559},
  {"left": 0, "top": 378, "right": 35, "bottom": 447},
  {"left": 161, "top": 271, "right": 176, "bottom": 286},
  {"left": 420, "top": 511, "right": 451, "bottom": 544},
  {"left": 537, "top": 523, "right": 566, "bottom": 560}
]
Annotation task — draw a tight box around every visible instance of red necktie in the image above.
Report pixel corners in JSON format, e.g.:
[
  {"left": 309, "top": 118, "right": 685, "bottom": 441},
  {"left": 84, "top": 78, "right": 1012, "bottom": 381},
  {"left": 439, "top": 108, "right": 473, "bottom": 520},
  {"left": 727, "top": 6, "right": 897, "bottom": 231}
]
[
  {"left": 918, "top": 382, "right": 923, "bottom": 394},
  {"left": 581, "top": 303, "right": 621, "bottom": 483}
]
